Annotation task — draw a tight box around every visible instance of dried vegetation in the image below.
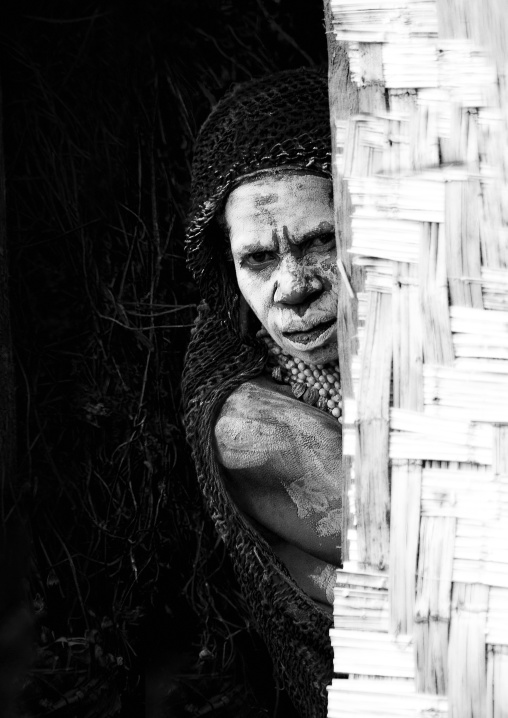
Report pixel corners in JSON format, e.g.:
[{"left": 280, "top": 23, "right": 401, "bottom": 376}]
[{"left": 2, "top": 2, "right": 326, "bottom": 715}]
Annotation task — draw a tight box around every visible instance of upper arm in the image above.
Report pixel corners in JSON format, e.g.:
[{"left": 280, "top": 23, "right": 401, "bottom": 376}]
[{"left": 214, "top": 379, "right": 343, "bottom": 564}]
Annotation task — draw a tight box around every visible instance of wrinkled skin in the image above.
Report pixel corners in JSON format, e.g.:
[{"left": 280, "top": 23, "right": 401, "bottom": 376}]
[{"left": 225, "top": 172, "right": 339, "bottom": 364}]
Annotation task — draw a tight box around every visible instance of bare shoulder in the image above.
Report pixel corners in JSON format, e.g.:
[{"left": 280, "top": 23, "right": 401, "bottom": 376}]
[
  {"left": 214, "top": 375, "right": 340, "bottom": 472},
  {"left": 214, "top": 374, "right": 343, "bottom": 567}
]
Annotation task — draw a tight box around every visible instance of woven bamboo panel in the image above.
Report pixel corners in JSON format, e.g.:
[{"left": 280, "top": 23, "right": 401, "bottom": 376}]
[{"left": 327, "top": 1, "right": 508, "bottom": 716}]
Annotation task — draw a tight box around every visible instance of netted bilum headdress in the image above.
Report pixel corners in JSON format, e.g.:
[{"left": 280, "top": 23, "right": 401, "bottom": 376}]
[
  {"left": 186, "top": 67, "right": 332, "bottom": 296},
  {"left": 182, "top": 68, "right": 334, "bottom": 718}
]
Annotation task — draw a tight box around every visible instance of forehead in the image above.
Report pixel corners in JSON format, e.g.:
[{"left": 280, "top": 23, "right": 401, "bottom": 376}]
[{"left": 225, "top": 173, "right": 333, "bottom": 248}]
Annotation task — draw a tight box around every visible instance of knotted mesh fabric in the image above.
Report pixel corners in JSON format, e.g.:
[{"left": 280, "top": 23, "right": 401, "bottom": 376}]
[
  {"left": 182, "top": 68, "right": 334, "bottom": 718},
  {"left": 186, "top": 66, "right": 332, "bottom": 293}
]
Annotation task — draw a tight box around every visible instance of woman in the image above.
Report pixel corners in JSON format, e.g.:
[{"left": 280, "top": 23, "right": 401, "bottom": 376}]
[{"left": 183, "top": 67, "right": 343, "bottom": 717}]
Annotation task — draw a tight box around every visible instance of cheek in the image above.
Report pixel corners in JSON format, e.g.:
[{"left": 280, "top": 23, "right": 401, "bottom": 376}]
[
  {"left": 302, "top": 254, "right": 340, "bottom": 292},
  {"left": 235, "top": 268, "right": 273, "bottom": 319}
]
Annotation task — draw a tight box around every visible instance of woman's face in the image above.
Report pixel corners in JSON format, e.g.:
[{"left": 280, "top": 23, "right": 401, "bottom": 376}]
[{"left": 225, "top": 173, "right": 339, "bottom": 364}]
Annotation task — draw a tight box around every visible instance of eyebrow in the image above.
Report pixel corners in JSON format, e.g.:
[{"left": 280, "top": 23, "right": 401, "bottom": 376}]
[
  {"left": 235, "top": 229, "right": 280, "bottom": 256},
  {"left": 236, "top": 242, "right": 271, "bottom": 255},
  {"left": 234, "top": 222, "right": 335, "bottom": 257},
  {"left": 284, "top": 222, "right": 335, "bottom": 245}
]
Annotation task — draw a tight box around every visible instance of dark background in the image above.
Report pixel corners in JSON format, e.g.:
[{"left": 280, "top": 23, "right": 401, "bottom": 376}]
[{"left": 1, "top": 2, "right": 327, "bottom": 715}]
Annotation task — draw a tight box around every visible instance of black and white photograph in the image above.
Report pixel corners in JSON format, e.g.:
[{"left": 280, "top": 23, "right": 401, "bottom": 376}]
[{"left": 1, "top": 1, "right": 508, "bottom": 717}]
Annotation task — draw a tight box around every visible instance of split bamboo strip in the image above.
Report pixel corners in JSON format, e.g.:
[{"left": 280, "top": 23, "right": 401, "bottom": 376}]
[
  {"left": 389, "top": 261, "right": 423, "bottom": 633},
  {"left": 389, "top": 408, "right": 493, "bottom": 464},
  {"left": 387, "top": 90, "right": 418, "bottom": 122},
  {"left": 411, "top": 88, "right": 484, "bottom": 167},
  {"left": 445, "top": 180, "right": 483, "bottom": 309},
  {"left": 406, "top": 0, "right": 439, "bottom": 38},
  {"left": 453, "top": 519, "right": 508, "bottom": 588},
  {"left": 328, "top": 678, "right": 448, "bottom": 718},
  {"left": 452, "top": 340, "right": 508, "bottom": 361},
  {"left": 447, "top": 427, "right": 508, "bottom": 594},
  {"left": 350, "top": 216, "right": 421, "bottom": 263},
  {"left": 343, "top": 115, "right": 384, "bottom": 178},
  {"left": 357, "top": 291, "right": 368, "bottom": 323},
  {"left": 423, "top": 364, "right": 508, "bottom": 423},
  {"left": 451, "top": 0, "right": 508, "bottom": 72},
  {"left": 477, "top": 109, "right": 507, "bottom": 177},
  {"left": 493, "top": 424, "right": 508, "bottom": 477},
  {"left": 421, "top": 467, "right": 500, "bottom": 520},
  {"left": 351, "top": 354, "right": 361, "bottom": 403},
  {"left": 347, "top": 531, "right": 360, "bottom": 564},
  {"left": 412, "top": 89, "right": 447, "bottom": 169},
  {"left": 392, "top": 263, "right": 423, "bottom": 410},
  {"left": 418, "top": 222, "right": 454, "bottom": 364},
  {"left": 450, "top": 306, "right": 508, "bottom": 359},
  {"left": 448, "top": 582, "right": 489, "bottom": 718},
  {"left": 342, "top": 397, "right": 358, "bottom": 458},
  {"left": 414, "top": 515, "right": 455, "bottom": 693},
  {"left": 390, "top": 437, "right": 492, "bottom": 463},
  {"left": 359, "top": 258, "right": 395, "bottom": 294},
  {"left": 333, "top": 568, "right": 389, "bottom": 631},
  {"left": 486, "top": 588, "right": 508, "bottom": 645},
  {"left": 453, "top": 357, "right": 508, "bottom": 375},
  {"left": 411, "top": 89, "right": 479, "bottom": 172},
  {"left": 349, "top": 174, "right": 446, "bottom": 223},
  {"left": 348, "top": 172, "right": 450, "bottom": 263},
  {"left": 389, "top": 461, "right": 421, "bottom": 634},
  {"left": 438, "top": 40, "right": 499, "bottom": 108},
  {"left": 382, "top": 40, "right": 438, "bottom": 88},
  {"left": 330, "top": 628, "right": 414, "bottom": 677},
  {"left": 449, "top": 106, "right": 479, "bottom": 168},
  {"left": 356, "top": 290, "right": 392, "bottom": 569},
  {"left": 486, "top": 646, "right": 508, "bottom": 718},
  {"left": 330, "top": 0, "right": 438, "bottom": 44},
  {"left": 479, "top": 181, "right": 508, "bottom": 272},
  {"left": 481, "top": 268, "right": 508, "bottom": 311},
  {"left": 450, "top": 306, "right": 508, "bottom": 331},
  {"left": 343, "top": 114, "right": 411, "bottom": 178},
  {"left": 342, "top": 425, "right": 356, "bottom": 458}
]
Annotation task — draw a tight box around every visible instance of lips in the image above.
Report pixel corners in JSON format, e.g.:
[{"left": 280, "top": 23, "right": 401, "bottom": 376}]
[{"left": 282, "top": 318, "right": 336, "bottom": 346}]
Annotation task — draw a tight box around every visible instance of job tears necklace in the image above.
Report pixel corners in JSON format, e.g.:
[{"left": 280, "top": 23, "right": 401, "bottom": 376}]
[{"left": 257, "top": 328, "right": 342, "bottom": 422}]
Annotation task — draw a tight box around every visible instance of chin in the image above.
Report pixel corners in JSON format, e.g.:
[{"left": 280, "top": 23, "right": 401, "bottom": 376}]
[
  {"left": 290, "top": 343, "right": 339, "bottom": 366},
  {"left": 277, "top": 332, "right": 339, "bottom": 366}
]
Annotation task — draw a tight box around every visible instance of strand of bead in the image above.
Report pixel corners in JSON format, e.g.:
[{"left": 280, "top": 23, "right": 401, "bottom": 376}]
[{"left": 257, "top": 329, "right": 343, "bottom": 422}]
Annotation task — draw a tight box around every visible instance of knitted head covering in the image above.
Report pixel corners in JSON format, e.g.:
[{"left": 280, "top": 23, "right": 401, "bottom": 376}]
[
  {"left": 182, "top": 68, "right": 334, "bottom": 718},
  {"left": 186, "top": 66, "right": 332, "bottom": 296}
]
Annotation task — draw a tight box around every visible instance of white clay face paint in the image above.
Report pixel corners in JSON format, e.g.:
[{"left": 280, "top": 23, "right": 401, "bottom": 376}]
[
  {"left": 283, "top": 419, "right": 342, "bottom": 519},
  {"left": 285, "top": 475, "right": 330, "bottom": 519},
  {"left": 310, "top": 564, "right": 336, "bottom": 604},
  {"left": 215, "top": 379, "right": 342, "bottom": 533},
  {"left": 316, "top": 508, "right": 342, "bottom": 537},
  {"left": 225, "top": 173, "right": 340, "bottom": 365}
]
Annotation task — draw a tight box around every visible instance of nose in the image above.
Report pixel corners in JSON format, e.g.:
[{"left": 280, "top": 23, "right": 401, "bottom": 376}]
[{"left": 273, "top": 256, "right": 323, "bottom": 306}]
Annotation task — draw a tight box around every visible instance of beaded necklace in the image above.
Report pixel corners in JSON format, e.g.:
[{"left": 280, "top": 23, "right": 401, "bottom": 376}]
[{"left": 257, "top": 329, "right": 342, "bottom": 422}]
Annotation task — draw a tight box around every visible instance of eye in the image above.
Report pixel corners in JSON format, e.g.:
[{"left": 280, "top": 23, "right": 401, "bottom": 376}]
[
  {"left": 243, "top": 251, "right": 278, "bottom": 268},
  {"left": 307, "top": 232, "right": 336, "bottom": 251}
]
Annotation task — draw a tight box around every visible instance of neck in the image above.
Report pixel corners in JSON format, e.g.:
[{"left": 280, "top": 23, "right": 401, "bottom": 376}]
[{"left": 257, "top": 329, "right": 342, "bottom": 422}]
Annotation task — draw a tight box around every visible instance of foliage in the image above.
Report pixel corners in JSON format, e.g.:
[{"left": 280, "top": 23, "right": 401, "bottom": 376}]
[{"left": 2, "top": 2, "right": 326, "bottom": 715}]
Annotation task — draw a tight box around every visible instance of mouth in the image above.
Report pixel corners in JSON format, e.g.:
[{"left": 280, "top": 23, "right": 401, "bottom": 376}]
[{"left": 282, "top": 318, "right": 336, "bottom": 348}]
